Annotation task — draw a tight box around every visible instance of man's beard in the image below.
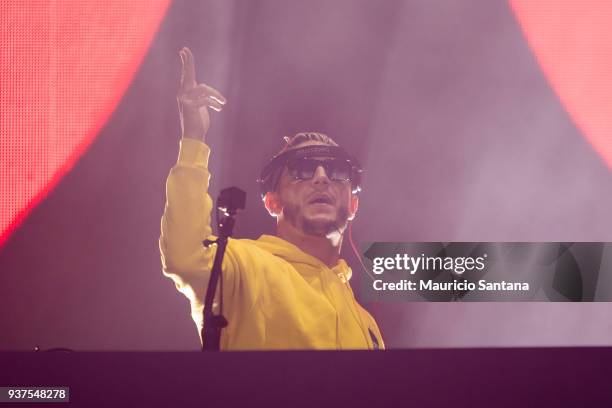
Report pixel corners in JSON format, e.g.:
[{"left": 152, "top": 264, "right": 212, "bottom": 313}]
[{"left": 283, "top": 202, "right": 350, "bottom": 237}]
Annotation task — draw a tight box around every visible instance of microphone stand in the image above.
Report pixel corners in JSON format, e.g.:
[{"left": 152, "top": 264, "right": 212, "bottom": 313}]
[{"left": 201, "top": 187, "right": 246, "bottom": 351}]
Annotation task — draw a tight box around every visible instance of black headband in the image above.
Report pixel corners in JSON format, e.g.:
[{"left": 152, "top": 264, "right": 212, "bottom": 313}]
[{"left": 257, "top": 145, "right": 363, "bottom": 198}]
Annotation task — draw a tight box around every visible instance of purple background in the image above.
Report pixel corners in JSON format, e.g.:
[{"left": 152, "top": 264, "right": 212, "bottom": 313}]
[
  {"left": 4, "top": 349, "right": 612, "bottom": 406},
  {"left": 2, "top": 0, "right": 612, "bottom": 350}
]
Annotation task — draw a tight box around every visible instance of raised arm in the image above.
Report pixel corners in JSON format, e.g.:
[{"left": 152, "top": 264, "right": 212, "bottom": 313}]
[{"left": 159, "top": 47, "right": 228, "bottom": 324}]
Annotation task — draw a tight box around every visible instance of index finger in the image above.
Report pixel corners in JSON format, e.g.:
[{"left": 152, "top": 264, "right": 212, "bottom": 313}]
[{"left": 179, "top": 47, "right": 197, "bottom": 91}]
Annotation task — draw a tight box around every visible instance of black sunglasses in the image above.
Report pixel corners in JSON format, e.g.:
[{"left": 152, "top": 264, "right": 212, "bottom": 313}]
[
  {"left": 286, "top": 157, "right": 353, "bottom": 182},
  {"left": 258, "top": 144, "right": 363, "bottom": 197}
]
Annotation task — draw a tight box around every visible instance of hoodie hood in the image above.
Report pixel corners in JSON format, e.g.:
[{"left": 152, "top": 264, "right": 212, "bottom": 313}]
[{"left": 252, "top": 234, "right": 352, "bottom": 281}]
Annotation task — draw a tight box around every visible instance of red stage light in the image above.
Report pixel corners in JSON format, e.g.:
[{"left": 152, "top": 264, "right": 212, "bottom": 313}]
[
  {"left": 510, "top": 0, "right": 612, "bottom": 169},
  {"left": 0, "top": 0, "right": 170, "bottom": 247}
]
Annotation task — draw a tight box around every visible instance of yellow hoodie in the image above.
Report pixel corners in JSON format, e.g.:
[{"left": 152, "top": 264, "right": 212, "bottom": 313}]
[{"left": 160, "top": 138, "right": 384, "bottom": 350}]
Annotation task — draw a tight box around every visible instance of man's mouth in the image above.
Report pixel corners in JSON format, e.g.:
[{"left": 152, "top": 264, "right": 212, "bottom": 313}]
[{"left": 308, "top": 194, "right": 334, "bottom": 205}]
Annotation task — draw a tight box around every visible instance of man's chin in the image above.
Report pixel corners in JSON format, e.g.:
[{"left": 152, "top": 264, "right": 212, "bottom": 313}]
[{"left": 301, "top": 215, "right": 345, "bottom": 237}]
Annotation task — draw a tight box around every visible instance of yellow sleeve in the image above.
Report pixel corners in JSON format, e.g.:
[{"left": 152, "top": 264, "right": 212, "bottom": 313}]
[{"left": 159, "top": 138, "right": 235, "bottom": 319}]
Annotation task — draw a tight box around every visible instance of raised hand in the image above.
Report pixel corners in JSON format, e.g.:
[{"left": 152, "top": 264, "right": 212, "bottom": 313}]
[{"left": 177, "top": 47, "right": 226, "bottom": 141}]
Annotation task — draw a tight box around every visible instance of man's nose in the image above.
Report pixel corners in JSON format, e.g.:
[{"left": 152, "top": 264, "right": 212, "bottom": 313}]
[{"left": 312, "top": 165, "right": 330, "bottom": 184}]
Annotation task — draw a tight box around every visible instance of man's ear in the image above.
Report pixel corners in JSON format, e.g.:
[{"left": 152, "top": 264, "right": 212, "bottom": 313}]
[
  {"left": 348, "top": 195, "right": 359, "bottom": 221},
  {"left": 264, "top": 191, "right": 281, "bottom": 217}
]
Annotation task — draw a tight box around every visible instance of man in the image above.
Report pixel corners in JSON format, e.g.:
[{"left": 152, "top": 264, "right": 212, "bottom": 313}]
[{"left": 160, "top": 47, "right": 383, "bottom": 350}]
